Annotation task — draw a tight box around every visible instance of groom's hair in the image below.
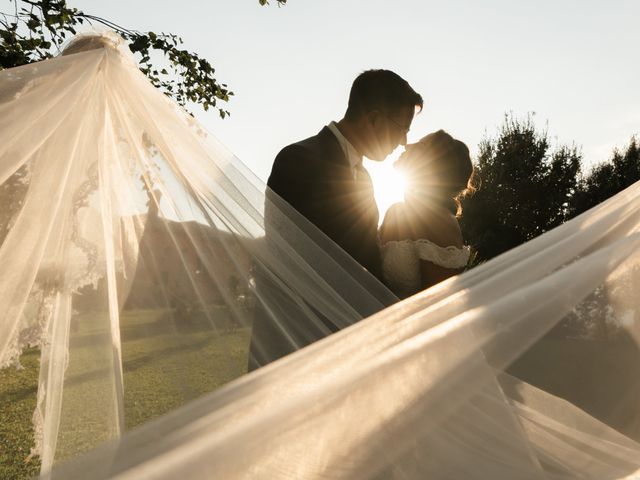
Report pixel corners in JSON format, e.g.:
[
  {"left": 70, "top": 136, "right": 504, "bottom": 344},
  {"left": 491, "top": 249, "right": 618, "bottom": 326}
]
[{"left": 345, "top": 69, "right": 423, "bottom": 120}]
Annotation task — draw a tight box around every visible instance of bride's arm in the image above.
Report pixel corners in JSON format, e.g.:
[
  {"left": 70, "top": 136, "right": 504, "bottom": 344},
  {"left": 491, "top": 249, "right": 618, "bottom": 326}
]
[{"left": 420, "top": 261, "right": 463, "bottom": 290}]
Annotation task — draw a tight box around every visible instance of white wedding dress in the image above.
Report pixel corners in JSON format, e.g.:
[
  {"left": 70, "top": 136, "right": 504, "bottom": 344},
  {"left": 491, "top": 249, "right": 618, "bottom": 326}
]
[
  {"left": 382, "top": 238, "right": 471, "bottom": 297},
  {"left": 2, "top": 32, "right": 640, "bottom": 480}
]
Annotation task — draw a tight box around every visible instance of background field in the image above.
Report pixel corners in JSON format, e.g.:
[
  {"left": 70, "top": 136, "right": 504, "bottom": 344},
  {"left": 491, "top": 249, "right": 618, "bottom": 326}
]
[{"left": 0, "top": 306, "right": 251, "bottom": 479}]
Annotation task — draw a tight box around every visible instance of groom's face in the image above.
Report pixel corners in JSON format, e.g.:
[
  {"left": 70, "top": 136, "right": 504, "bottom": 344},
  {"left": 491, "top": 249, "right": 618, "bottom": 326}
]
[{"left": 363, "top": 106, "right": 415, "bottom": 161}]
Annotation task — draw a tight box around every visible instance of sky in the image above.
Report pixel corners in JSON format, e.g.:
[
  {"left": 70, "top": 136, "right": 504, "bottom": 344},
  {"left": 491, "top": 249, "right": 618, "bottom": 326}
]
[{"left": 8, "top": 1, "right": 640, "bottom": 205}]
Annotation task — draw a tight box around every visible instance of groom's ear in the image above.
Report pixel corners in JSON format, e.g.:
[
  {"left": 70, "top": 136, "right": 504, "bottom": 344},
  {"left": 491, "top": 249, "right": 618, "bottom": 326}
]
[{"left": 366, "top": 110, "right": 383, "bottom": 127}]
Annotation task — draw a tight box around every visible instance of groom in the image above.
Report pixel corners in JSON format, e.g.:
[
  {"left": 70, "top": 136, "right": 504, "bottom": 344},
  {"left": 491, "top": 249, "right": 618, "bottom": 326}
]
[
  {"left": 248, "top": 70, "right": 422, "bottom": 370},
  {"left": 267, "top": 69, "right": 423, "bottom": 281}
]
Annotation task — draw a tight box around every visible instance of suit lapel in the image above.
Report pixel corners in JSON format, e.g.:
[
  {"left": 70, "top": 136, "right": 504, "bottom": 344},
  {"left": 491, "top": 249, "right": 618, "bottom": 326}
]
[{"left": 318, "top": 127, "right": 351, "bottom": 170}]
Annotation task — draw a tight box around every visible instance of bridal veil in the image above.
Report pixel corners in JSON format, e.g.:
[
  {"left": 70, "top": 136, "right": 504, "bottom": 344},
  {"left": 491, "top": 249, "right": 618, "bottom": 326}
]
[{"left": 1, "top": 33, "right": 640, "bottom": 479}]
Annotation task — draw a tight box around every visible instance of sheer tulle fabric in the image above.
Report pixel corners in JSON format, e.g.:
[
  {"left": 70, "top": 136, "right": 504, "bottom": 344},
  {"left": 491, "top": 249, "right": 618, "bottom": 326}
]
[
  {"left": 0, "top": 33, "right": 639, "bottom": 479},
  {"left": 0, "top": 32, "right": 394, "bottom": 475}
]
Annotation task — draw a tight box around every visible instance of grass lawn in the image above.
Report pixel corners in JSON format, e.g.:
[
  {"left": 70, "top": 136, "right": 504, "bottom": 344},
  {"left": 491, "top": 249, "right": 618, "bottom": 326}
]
[
  {"left": 0, "top": 306, "right": 251, "bottom": 479},
  {"left": 0, "top": 347, "right": 41, "bottom": 479}
]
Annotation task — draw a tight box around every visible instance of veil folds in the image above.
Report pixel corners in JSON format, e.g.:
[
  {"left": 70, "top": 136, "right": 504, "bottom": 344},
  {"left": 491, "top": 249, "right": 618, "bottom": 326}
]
[{"left": 1, "top": 33, "right": 640, "bottom": 479}]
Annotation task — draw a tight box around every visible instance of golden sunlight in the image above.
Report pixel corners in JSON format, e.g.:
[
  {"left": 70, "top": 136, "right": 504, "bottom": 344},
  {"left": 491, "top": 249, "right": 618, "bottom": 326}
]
[{"left": 364, "top": 151, "right": 407, "bottom": 224}]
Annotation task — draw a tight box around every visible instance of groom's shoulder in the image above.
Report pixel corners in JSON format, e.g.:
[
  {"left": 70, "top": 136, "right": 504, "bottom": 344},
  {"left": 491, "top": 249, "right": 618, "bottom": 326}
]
[
  {"left": 271, "top": 128, "right": 335, "bottom": 174},
  {"left": 276, "top": 138, "right": 316, "bottom": 162},
  {"left": 277, "top": 129, "right": 331, "bottom": 161}
]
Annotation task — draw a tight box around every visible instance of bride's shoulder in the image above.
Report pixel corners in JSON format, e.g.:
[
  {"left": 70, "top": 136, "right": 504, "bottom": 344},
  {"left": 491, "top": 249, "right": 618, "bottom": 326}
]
[
  {"left": 407, "top": 203, "right": 463, "bottom": 248},
  {"left": 380, "top": 203, "right": 409, "bottom": 243},
  {"left": 382, "top": 203, "right": 406, "bottom": 225},
  {"left": 421, "top": 209, "right": 463, "bottom": 249},
  {"left": 382, "top": 202, "right": 463, "bottom": 248}
]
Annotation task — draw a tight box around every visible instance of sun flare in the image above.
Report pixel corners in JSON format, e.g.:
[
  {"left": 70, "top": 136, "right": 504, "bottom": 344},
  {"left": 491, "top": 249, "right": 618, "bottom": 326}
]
[{"left": 364, "top": 154, "right": 407, "bottom": 224}]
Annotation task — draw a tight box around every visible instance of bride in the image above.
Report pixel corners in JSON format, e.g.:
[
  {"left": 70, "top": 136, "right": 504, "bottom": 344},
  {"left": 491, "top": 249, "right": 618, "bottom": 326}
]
[{"left": 380, "top": 130, "right": 475, "bottom": 298}]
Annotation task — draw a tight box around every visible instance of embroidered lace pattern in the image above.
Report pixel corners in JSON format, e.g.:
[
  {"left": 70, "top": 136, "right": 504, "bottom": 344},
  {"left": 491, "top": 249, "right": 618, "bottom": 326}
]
[{"left": 382, "top": 239, "right": 471, "bottom": 297}]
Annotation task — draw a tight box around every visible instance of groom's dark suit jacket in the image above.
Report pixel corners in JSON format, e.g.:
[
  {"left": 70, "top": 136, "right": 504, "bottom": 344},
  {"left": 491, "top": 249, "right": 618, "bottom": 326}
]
[
  {"left": 247, "top": 127, "right": 383, "bottom": 370},
  {"left": 267, "top": 126, "right": 382, "bottom": 280}
]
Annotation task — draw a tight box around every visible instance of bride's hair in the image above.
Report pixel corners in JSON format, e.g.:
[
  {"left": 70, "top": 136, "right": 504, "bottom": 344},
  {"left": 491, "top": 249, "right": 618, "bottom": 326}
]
[{"left": 396, "top": 130, "right": 477, "bottom": 217}]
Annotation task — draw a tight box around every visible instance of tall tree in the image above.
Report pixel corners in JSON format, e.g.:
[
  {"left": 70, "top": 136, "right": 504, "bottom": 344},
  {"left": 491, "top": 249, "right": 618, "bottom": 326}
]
[
  {"left": 460, "top": 114, "right": 582, "bottom": 262},
  {"left": 570, "top": 136, "right": 640, "bottom": 217}
]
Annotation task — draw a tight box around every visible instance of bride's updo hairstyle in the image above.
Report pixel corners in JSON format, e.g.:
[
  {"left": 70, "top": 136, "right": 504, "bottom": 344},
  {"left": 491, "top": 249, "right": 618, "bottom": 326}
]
[
  {"left": 396, "top": 130, "right": 477, "bottom": 216},
  {"left": 61, "top": 32, "right": 122, "bottom": 56}
]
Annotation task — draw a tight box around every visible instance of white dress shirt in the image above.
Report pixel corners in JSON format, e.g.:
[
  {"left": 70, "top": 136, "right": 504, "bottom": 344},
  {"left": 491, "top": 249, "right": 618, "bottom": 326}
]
[{"left": 327, "top": 121, "right": 362, "bottom": 180}]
